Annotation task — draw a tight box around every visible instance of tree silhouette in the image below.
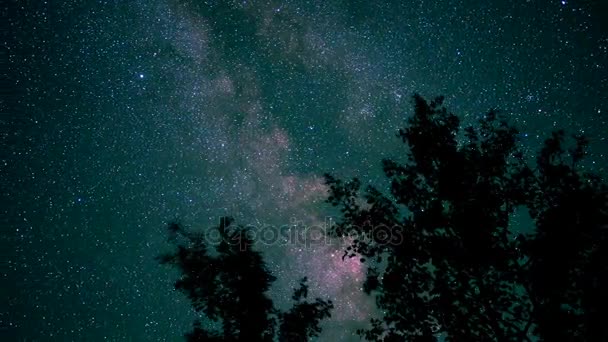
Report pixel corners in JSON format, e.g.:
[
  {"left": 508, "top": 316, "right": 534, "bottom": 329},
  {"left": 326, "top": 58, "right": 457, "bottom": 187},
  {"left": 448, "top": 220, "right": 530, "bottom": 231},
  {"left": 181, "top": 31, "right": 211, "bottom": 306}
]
[
  {"left": 278, "top": 277, "right": 333, "bottom": 342},
  {"left": 158, "top": 217, "right": 333, "bottom": 341},
  {"left": 325, "top": 95, "right": 607, "bottom": 341},
  {"left": 523, "top": 130, "right": 608, "bottom": 340}
]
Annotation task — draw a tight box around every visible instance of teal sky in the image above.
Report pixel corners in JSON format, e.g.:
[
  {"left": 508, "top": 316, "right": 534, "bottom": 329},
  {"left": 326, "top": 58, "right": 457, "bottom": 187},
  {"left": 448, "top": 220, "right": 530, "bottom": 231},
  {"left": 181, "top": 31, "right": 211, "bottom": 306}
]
[{"left": 6, "top": 0, "right": 607, "bottom": 340}]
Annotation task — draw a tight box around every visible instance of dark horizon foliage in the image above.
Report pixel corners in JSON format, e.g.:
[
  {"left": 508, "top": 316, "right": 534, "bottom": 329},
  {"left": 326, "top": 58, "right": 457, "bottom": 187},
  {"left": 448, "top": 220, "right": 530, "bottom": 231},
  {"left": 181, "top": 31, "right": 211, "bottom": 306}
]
[
  {"left": 160, "top": 95, "right": 606, "bottom": 341},
  {"left": 325, "top": 94, "right": 607, "bottom": 341},
  {"left": 158, "top": 217, "right": 333, "bottom": 341}
]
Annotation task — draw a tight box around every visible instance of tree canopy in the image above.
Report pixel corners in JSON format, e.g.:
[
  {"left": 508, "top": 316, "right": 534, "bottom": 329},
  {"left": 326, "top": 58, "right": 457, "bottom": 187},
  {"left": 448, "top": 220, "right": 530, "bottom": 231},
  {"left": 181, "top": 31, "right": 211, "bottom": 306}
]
[
  {"left": 159, "top": 95, "right": 606, "bottom": 341},
  {"left": 325, "top": 95, "right": 607, "bottom": 341},
  {"left": 158, "top": 217, "right": 333, "bottom": 341}
]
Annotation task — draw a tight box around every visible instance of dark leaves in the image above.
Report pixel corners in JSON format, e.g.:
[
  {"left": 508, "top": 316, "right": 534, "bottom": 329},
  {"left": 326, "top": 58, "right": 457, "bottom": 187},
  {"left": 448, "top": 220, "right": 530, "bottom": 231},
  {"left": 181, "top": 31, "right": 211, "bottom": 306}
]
[
  {"left": 327, "top": 95, "right": 606, "bottom": 341},
  {"left": 159, "top": 218, "right": 333, "bottom": 341}
]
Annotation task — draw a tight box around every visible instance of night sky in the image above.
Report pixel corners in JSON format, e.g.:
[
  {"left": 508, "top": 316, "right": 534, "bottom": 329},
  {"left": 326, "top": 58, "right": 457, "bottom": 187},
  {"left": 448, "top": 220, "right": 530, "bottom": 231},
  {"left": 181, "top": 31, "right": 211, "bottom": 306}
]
[{"left": 5, "top": 0, "right": 608, "bottom": 341}]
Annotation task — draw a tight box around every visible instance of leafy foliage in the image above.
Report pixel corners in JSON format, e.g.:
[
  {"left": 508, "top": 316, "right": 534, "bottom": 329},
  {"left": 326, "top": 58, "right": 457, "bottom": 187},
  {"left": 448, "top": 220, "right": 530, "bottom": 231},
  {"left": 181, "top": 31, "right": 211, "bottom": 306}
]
[
  {"left": 523, "top": 130, "right": 608, "bottom": 340},
  {"left": 159, "top": 217, "right": 334, "bottom": 341},
  {"left": 279, "top": 277, "right": 334, "bottom": 342},
  {"left": 326, "top": 94, "right": 607, "bottom": 341}
]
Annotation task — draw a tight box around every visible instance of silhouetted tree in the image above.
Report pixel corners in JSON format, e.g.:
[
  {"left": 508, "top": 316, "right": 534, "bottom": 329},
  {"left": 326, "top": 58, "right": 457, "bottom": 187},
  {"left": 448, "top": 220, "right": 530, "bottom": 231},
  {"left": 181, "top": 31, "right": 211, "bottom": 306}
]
[
  {"left": 522, "top": 130, "right": 608, "bottom": 340},
  {"left": 279, "top": 277, "right": 333, "bottom": 342},
  {"left": 325, "top": 95, "right": 607, "bottom": 341},
  {"left": 159, "top": 217, "right": 334, "bottom": 341}
]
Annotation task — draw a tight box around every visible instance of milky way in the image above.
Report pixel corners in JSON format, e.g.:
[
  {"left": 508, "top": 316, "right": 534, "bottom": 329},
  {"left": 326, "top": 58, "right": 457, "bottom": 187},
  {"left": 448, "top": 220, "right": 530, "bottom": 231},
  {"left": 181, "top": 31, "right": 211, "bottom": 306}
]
[{"left": 6, "top": 0, "right": 607, "bottom": 340}]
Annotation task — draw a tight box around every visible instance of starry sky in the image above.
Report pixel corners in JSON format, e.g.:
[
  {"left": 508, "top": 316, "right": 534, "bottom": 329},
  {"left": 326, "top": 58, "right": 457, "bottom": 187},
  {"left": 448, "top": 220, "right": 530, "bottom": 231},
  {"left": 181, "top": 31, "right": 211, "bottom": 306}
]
[{"left": 5, "top": 0, "right": 607, "bottom": 341}]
